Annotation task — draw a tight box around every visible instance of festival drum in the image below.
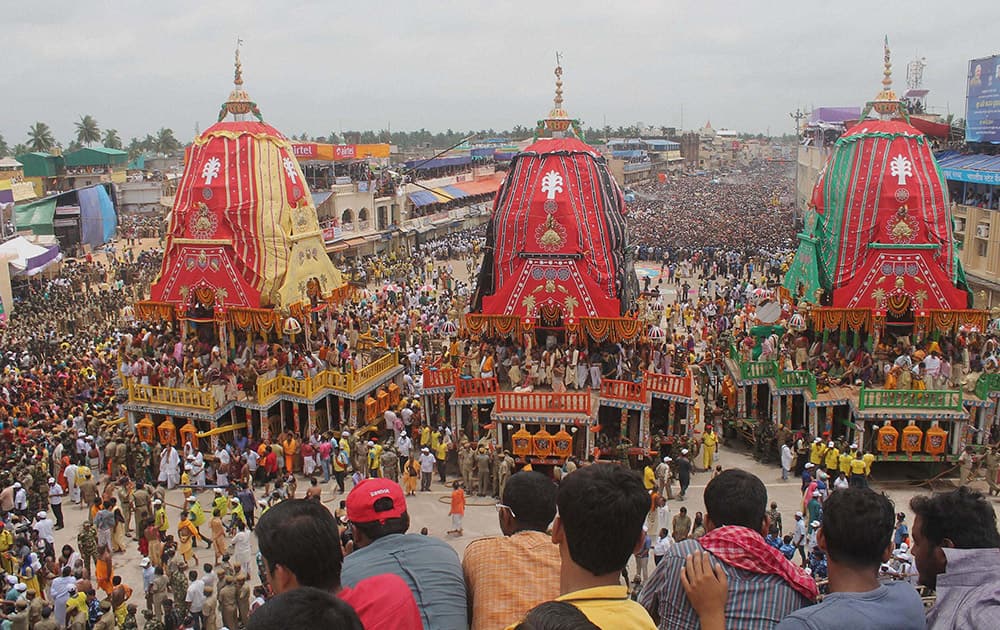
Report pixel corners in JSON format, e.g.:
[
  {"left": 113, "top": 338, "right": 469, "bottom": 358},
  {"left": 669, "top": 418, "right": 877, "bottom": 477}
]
[
  {"left": 925, "top": 422, "right": 948, "bottom": 456},
  {"left": 552, "top": 426, "right": 573, "bottom": 459},
  {"left": 179, "top": 420, "right": 199, "bottom": 450},
  {"left": 532, "top": 427, "right": 554, "bottom": 458},
  {"left": 157, "top": 417, "right": 177, "bottom": 446},
  {"left": 136, "top": 416, "right": 155, "bottom": 444},
  {"left": 512, "top": 426, "right": 532, "bottom": 458},
  {"left": 877, "top": 422, "right": 899, "bottom": 456},
  {"left": 901, "top": 422, "right": 923, "bottom": 456}
]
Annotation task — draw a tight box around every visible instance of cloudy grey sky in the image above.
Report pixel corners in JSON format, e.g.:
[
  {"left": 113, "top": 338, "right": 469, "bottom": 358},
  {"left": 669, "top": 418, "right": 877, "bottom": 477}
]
[{"left": 5, "top": 0, "right": 1000, "bottom": 146}]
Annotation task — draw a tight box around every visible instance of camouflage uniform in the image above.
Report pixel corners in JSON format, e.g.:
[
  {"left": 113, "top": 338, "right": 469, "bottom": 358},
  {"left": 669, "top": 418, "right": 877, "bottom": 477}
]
[
  {"left": 141, "top": 611, "right": 164, "bottom": 630},
  {"left": 77, "top": 521, "right": 98, "bottom": 574},
  {"left": 120, "top": 608, "right": 138, "bottom": 630},
  {"left": 169, "top": 567, "right": 190, "bottom": 620}
]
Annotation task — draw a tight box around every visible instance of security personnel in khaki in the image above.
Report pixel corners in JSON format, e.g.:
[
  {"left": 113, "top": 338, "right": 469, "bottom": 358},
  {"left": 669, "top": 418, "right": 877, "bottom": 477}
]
[
  {"left": 201, "top": 585, "right": 218, "bottom": 630},
  {"left": 218, "top": 575, "right": 239, "bottom": 630},
  {"left": 235, "top": 573, "right": 251, "bottom": 628},
  {"left": 8, "top": 599, "right": 29, "bottom": 630},
  {"left": 92, "top": 600, "right": 116, "bottom": 630}
]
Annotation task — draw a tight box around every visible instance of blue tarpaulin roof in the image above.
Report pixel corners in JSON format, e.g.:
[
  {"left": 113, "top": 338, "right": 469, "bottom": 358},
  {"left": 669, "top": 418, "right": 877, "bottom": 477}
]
[
  {"left": 937, "top": 152, "right": 1000, "bottom": 185},
  {"left": 612, "top": 150, "right": 645, "bottom": 159},
  {"left": 437, "top": 185, "right": 467, "bottom": 200},
  {"left": 408, "top": 190, "right": 441, "bottom": 207},
  {"left": 404, "top": 155, "right": 472, "bottom": 170}
]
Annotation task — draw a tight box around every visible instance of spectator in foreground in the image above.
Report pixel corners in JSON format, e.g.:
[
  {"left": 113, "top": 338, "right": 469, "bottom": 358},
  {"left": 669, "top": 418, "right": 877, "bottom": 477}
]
[
  {"left": 909, "top": 487, "right": 1000, "bottom": 629},
  {"left": 509, "top": 463, "right": 655, "bottom": 629},
  {"left": 463, "top": 471, "right": 561, "bottom": 630},
  {"left": 514, "top": 601, "right": 600, "bottom": 630},
  {"left": 246, "top": 587, "right": 362, "bottom": 630},
  {"left": 341, "top": 478, "right": 467, "bottom": 630},
  {"left": 254, "top": 498, "right": 420, "bottom": 630},
  {"left": 639, "top": 469, "right": 815, "bottom": 629},
  {"left": 774, "top": 488, "right": 925, "bottom": 629}
]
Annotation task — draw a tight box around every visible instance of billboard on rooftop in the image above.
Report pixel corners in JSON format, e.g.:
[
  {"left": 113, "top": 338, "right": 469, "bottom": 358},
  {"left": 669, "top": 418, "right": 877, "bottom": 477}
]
[{"left": 966, "top": 55, "right": 1000, "bottom": 144}]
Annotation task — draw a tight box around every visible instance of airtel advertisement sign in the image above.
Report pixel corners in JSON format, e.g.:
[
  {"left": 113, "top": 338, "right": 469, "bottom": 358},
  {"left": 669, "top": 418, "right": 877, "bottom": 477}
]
[{"left": 292, "top": 144, "right": 317, "bottom": 159}]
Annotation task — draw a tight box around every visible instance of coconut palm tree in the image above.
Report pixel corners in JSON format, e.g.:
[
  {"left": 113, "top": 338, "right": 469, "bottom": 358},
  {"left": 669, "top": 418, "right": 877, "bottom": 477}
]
[
  {"left": 103, "top": 129, "right": 122, "bottom": 149},
  {"left": 26, "top": 122, "right": 56, "bottom": 152},
  {"left": 154, "top": 128, "right": 180, "bottom": 155},
  {"left": 0, "top": 134, "right": 8, "bottom": 157},
  {"left": 75, "top": 115, "right": 101, "bottom": 146},
  {"left": 11, "top": 143, "right": 28, "bottom": 157}
]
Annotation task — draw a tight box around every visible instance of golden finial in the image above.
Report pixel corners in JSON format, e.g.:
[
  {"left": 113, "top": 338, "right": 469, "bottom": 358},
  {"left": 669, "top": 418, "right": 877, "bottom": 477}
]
[
  {"left": 234, "top": 37, "right": 244, "bottom": 87},
  {"left": 554, "top": 51, "right": 564, "bottom": 110},
  {"left": 221, "top": 38, "right": 260, "bottom": 121},
  {"left": 544, "top": 52, "right": 572, "bottom": 135},
  {"left": 873, "top": 36, "right": 899, "bottom": 118}
]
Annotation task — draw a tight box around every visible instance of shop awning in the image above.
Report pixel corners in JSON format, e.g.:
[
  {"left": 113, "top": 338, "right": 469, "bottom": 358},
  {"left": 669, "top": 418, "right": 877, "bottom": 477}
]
[
  {"left": 408, "top": 190, "right": 442, "bottom": 207},
  {"left": 454, "top": 174, "right": 505, "bottom": 196},
  {"left": 938, "top": 152, "right": 1000, "bottom": 185},
  {"left": 345, "top": 236, "right": 368, "bottom": 247},
  {"left": 433, "top": 185, "right": 467, "bottom": 201},
  {"left": 326, "top": 241, "right": 350, "bottom": 253}
]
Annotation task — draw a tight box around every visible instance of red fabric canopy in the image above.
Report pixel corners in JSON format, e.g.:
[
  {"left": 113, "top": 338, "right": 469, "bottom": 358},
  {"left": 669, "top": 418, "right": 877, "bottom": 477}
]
[{"left": 474, "top": 136, "right": 634, "bottom": 320}]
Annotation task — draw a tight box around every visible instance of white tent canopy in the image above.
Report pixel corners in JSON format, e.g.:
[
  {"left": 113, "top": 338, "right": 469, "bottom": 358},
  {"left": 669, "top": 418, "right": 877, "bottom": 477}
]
[{"left": 0, "top": 236, "right": 62, "bottom": 275}]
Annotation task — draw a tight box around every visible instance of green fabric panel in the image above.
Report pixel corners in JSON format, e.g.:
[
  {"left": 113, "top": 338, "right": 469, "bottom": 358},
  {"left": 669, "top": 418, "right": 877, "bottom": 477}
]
[
  {"left": 783, "top": 237, "right": 822, "bottom": 301},
  {"left": 14, "top": 198, "right": 56, "bottom": 235}
]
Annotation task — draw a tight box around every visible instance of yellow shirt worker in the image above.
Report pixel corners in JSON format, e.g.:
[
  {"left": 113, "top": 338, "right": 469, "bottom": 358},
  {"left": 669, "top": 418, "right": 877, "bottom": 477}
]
[{"left": 809, "top": 438, "right": 825, "bottom": 465}]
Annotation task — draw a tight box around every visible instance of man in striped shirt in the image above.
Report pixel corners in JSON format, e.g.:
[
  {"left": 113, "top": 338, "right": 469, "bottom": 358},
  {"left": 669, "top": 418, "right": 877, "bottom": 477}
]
[{"left": 639, "top": 470, "right": 814, "bottom": 629}]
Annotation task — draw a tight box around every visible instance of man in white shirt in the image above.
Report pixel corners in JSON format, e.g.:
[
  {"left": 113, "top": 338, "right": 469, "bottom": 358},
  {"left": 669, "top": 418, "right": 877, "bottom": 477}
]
[
  {"left": 33, "top": 511, "right": 55, "bottom": 556},
  {"left": 215, "top": 447, "right": 230, "bottom": 488},
  {"left": 48, "top": 478, "right": 65, "bottom": 529},
  {"left": 64, "top": 462, "right": 79, "bottom": 504},
  {"left": 385, "top": 409, "right": 400, "bottom": 441},
  {"left": 185, "top": 570, "right": 206, "bottom": 630},
  {"left": 781, "top": 441, "right": 794, "bottom": 481},
  {"left": 396, "top": 433, "right": 413, "bottom": 459},
  {"left": 191, "top": 453, "right": 207, "bottom": 487},
  {"left": 14, "top": 483, "right": 27, "bottom": 513}
]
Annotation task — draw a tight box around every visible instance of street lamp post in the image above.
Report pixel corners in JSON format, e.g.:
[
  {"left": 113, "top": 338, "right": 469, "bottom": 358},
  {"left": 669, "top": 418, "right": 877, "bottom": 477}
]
[{"left": 789, "top": 108, "right": 807, "bottom": 225}]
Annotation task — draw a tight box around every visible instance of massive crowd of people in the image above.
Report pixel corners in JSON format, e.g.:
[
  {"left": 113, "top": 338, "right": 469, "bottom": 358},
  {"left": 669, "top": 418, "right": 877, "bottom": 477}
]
[{"left": 0, "top": 158, "right": 998, "bottom": 630}]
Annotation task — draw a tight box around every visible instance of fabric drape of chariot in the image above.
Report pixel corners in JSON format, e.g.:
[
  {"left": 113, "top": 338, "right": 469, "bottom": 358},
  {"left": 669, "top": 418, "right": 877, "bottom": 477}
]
[
  {"left": 472, "top": 145, "right": 635, "bottom": 315},
  {"left": 815, "top": 123, "right": 967, "bottom": 296}
]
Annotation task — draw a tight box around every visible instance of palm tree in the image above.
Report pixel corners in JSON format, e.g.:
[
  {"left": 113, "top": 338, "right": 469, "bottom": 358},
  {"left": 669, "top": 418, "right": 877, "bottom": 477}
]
[
  {"left": 26, "top": 122, "right": 56, "bottom": 152},
  {"left": 0, "top": 133, "right": 8, "bottom": 157},
  {"left": 154, "top": 128, "right": 180, "bottom": 155},
  {"left": 75, "top": 115, "right": 101, "bottom": 146},
  {"left": 11, "top": 143, "right": 28, "bottom": 157},
  {"left": 103, "top": 129, "right": 122, "bottom": 149}
]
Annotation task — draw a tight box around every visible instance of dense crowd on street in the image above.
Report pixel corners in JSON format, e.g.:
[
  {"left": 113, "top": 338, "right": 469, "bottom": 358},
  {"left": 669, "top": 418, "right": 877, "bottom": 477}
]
[{"left": 0, "top": 161, "right": 998, "bottom": 630}]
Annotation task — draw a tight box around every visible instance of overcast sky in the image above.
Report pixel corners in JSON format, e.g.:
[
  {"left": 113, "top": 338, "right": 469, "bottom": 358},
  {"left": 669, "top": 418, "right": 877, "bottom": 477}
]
[{"left": 5, "top": 0, "right": 1000, "bottom": 146}]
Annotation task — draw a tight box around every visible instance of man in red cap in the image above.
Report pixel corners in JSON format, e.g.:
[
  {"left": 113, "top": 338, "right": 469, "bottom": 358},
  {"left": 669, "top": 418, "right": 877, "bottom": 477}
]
[{"left": 342, "top": 478, "right": 467, "bottom": 630}]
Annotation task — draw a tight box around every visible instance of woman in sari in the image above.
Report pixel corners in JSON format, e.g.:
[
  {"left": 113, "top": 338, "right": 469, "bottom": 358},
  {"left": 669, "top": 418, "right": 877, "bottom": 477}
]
[
  {"left": 94, "top": 545, "right": 113, "bottom": 595},
  {"left": 143, "top": 519, "right": 162, "bottom": 569}
]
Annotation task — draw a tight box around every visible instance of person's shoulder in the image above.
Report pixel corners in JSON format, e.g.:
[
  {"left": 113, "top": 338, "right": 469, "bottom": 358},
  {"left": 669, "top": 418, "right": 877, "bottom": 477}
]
[
  {"left": 664, "top": 538, "right": 701, "bottom": 559},
  {"left": 463, "top": 535, "right": 506, "bottom": 559}
]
